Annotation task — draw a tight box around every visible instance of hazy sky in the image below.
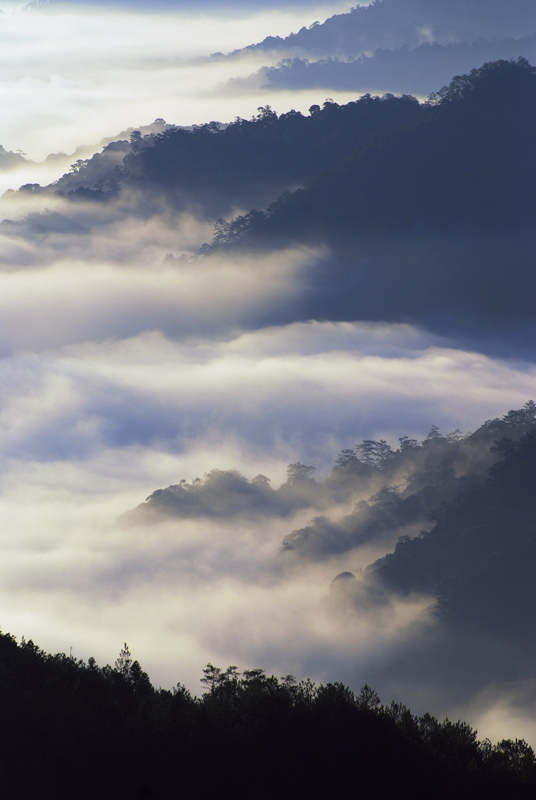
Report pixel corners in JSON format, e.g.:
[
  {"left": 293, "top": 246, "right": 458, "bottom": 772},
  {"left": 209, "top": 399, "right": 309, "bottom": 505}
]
[
  {"left": 0, "top": 0, "right": 534, "bottom": 745},
  {"left": 0, "top": 1, "right": 357, "bottom": 169}
]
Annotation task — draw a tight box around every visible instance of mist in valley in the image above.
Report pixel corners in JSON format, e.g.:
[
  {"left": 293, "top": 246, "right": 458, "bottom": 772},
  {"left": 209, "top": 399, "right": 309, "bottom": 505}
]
[{"left": 0, "top": 0, "right": 534, "bottom": 763}]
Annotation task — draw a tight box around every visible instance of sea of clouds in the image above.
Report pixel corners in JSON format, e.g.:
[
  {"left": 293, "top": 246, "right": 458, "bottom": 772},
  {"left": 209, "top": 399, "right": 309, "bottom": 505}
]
[{"left": 0, "top": 0, "right": 534, "bottom": 745}]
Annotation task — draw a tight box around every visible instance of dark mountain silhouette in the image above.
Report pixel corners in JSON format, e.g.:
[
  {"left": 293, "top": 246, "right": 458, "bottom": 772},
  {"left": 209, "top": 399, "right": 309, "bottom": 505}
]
[
  {"left": 10, "top": 59, "right": 536, "bottom": 341},
  {"left": 268, "top": 399, "right": 536, "bottom": 702},
  {"left": 124, "top": 464, "right": 326, "bottom": 523},
  {"left": 368, "top": 419, "right": 536, "bottom": 642},
  {"left": 125, "top": 401, "right": 536, "bottom": 711},
  {"left": 128, "top": 400, "right": 536, "bottom": 680},
  {"left": 222, "top": 0, "right": 536, "bottom": 62},
  {"left": 314, "top": 400, "right": 536, "bottom": 704},
  {"left": 129, "top": 401, "right": 536, "bottom": 572},
  {"left": 208, "top": 58, "right": 536, "bottom": 337},
  {"left": 217, "top": 58, "right": 535, "bottom": 245},
  {"left": 0, "top": 631, "right": 534, "bottom": 799},
  {"left": 31, "top": 58, "right": 535, "bottom": 240},
  {"left": 44, "top": 91, "right": 424, "bottom": 216},
  {"left": 281, "top": 402, "right": 536, "bottom": 560},
  {"left": 239, "top": 34, "right": 536, "bottom": 97}
]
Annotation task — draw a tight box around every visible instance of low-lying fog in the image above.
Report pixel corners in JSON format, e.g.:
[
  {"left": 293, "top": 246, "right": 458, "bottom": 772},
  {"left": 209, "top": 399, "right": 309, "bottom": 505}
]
[
  {"left": 0, "top": 190, "right": 535, "bottom": 742},
  {"left": 0, "top": 0, "right": 534, "bottom": 749},
  {"left": 0, "top": 0, "right": 358, "bottom": 183}
]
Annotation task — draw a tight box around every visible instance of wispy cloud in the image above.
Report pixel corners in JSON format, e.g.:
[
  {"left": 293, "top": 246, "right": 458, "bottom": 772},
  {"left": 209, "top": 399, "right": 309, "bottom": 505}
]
[{"left": 0, "top": 2, "right": 357, "bottom": 173}]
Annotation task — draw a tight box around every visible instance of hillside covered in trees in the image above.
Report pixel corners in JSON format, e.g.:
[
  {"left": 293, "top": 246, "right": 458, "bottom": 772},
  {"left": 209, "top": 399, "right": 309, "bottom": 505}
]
[
  {"left": 242, "top": 34, "right": 536, "bottom": 97},
  {"left": 12, "top": 57, "right": 533, "bottom": 342},
  {"left": 322, "top": 402, "right": 536, "bottom": 697},
  {"left": 211, "top": 58, "right": 535, "bottom": 243},
  {"left": 129, "top": 401, "right": 536, "bottom": 705},
  {"left": 0, "top": 630, "right": 535, "bottom": 799},
  {"left": 31, "top": 57, "right": 534, "bottom": 236},
  {"left": 36, "top": 88, "right": 425, "bottom": 215},
  {"left": 224, "top": 0, "right": 535, "bottom": 61},
  {"left": 219, "top": 0, "right": 536, "bottom": 97}
]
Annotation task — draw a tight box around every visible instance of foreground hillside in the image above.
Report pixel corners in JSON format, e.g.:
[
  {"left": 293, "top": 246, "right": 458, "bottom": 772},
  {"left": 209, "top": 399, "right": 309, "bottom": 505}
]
[{"left": 0, "top": 631, "right": 535, "bottom": 799}]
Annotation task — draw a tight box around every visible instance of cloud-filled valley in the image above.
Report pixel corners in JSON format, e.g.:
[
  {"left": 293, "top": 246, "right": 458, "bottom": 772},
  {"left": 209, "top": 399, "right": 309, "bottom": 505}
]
[
  {"left": 1, "top": 304, "right": 535, "bottom": 730},
  {"left": 0, "top": 0, "right": 535, "bottom": 768}
]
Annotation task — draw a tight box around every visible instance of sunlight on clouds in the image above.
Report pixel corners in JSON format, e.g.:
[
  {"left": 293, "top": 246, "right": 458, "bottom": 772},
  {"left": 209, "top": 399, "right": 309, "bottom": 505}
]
[
  {"left": 470, "top": 689, "right": 536, "bottom": 747},
  {"left": 1, "top": 322, "right": 535, "bottom": 464},
  {"left": 0, "top": 3, "right": 358, "bottom": 163},
  {"left": 0, "top": 252, "right": 310, "bottom": 350},
  {"left": 0, "top": 459, "right": 433, "bottom": 693},
  {"left": 0, "top": 303, "right": 534, "bottom": 732},
  {"left": 0, "top": 0, "right": 532, "bottom": 752},
  {"left": 0, "top": 211, "right": 532, "bottom": 699},
  {"left": 53, "top": 325, "right": 536, "bottom": 447}
]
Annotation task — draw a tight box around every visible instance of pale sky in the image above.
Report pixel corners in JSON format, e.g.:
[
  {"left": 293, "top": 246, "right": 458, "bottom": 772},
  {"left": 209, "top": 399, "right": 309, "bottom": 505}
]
[{"left": 0, "top": 1, "right": 357, "bottom": 164}]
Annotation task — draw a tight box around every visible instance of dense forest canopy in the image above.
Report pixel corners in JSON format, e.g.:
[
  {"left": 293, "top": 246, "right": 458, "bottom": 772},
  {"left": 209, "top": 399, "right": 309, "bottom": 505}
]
[
  {"left": 209, "top": 58, "right": 536, "bottom": 245},
  {"left": 1, "top": 629, "right": 535, "bottom": 799},
  {"left": 33, "top": 56, "right": 534, "bottom": 234},
  {"left": 39, "top": 87, "right": 425, "bottom": 215}
]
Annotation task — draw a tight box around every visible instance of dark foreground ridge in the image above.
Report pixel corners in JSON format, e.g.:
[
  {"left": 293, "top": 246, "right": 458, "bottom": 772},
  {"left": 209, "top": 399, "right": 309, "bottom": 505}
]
[{"left": 0, "top": 634, "right": 535, "bottom": 799}]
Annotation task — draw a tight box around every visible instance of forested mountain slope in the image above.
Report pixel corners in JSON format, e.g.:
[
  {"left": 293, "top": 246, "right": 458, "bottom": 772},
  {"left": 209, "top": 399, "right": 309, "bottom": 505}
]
[
  {"left": 11, "top": 402, "right": 536, "bottom": 797},
  {"left": 217, "top": 0, "right": 536, "bottom": 99},
  {"left": 132, "top": 402, "right": 536, "bottom": 564},
  {"left": 321, "top": 400, "right": 536, "bottom": 701},
  {"left": 226, "top": 0, "right": 536, "bottom": 61},
  {"left": 132, "top": 401, "right": 536, "bottom": 651},
  {"left": 41, "top": 57, "right": 535, "bottom": 232},
  {"left": 44, "top": 91, "right": 424, "bottom": 215},
  {"left": 288, "top": 400, "right": 536, "bottom": 648},
  {"left": 249, "top": 34, "right": 536, "bottom": 98},
  {"left": 368, "top": 423, "right": 536, "bottom": 640},
  {"left": 215, "top": 58, "right": 535, "bottom": 246},
  {"left": 208, "top": 59, "right": 536, "bottom": 335},
  {"left": 127, "top": 402, "right": 536, "bottom": 707},
  {"left": 8, "top": 59, "right": 535, "bottom": 338},
  {"left": 0, "top": 630, "right": 535, "bottom": 799}
]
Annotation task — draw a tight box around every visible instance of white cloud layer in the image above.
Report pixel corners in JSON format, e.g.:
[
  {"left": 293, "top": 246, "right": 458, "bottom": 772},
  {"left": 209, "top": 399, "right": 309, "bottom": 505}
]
[
  {"left": 0, "top": 0, "right": 533, "bottom": 749},
  {"left": 0, "top": 188, "right": 533, "bottom": 732},
  {"left": 0, "top": 1, "right": 358, "bottom": 176},
  {"left": 0, "top": 312, "right": 534, "bottom": 719}
]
